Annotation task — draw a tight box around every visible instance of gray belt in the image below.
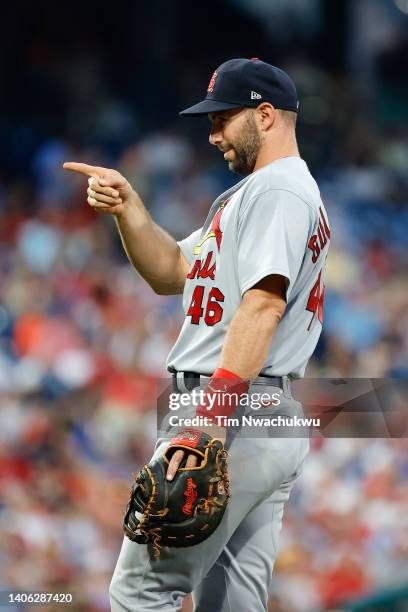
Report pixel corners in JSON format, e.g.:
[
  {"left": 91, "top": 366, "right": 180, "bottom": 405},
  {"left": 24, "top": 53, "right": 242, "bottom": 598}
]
[{"left": 172, "top": 371, "right": 291, "bottom": 395}]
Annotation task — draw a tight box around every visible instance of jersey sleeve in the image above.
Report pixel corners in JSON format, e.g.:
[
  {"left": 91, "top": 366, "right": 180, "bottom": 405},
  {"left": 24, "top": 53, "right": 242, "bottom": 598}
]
[
  {"left": 237, "top": 190, "right": 313, "bottom": 297},
  {"left": 177, "top": 227, "right": 203, "bottom": 264}
]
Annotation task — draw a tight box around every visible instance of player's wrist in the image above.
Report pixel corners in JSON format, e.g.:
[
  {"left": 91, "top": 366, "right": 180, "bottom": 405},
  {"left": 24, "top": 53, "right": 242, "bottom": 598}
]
[
  {"left": 114, "top": 190, "right": 144, "bottom": 221},
  {"left": 212, "top": 367, "right": 242, "bottom": 379},
  {"left": 196, "top": 368, "right": 249, "bottom": 423}
]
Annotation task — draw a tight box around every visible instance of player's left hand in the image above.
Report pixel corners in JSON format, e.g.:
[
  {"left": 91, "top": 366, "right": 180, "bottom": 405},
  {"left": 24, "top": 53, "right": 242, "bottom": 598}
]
[{"left": 166, "top": 425, "right": 227, "bottom": 481}]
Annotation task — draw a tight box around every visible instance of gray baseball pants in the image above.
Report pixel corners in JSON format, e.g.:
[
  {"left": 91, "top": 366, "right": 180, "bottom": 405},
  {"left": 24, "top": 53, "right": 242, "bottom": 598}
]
[{"left": 109, "top": 380, "right": 309, "bottom": 612}]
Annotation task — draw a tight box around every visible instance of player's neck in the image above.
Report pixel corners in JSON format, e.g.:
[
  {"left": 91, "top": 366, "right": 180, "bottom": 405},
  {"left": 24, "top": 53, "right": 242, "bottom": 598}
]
[{"left": 253, "top": 137, "right": 300, "bottom": 172}]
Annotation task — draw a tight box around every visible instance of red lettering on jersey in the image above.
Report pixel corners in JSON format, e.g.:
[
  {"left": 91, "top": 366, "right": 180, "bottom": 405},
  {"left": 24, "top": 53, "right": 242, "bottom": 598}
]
[
  {"left": 186, "top": 251, "right": 216, "bottom": 280},
  {"left": 319, "top": 206, "right": 330, "bottom": 239},
  {"left": 308, "top": 235, "right": 321, "bottom": 263},
  {"left": 308, "top": 207, "right": 330, "bottom": 263},
  {"left": 186, "top": 260, "right": 201, "bottom": 279},
  {"left": 187, "top": 285, "right": 225, "bottom": 326},
  {"left": 306, "top": 271, "right": 325, "bottom": 329},
  {"left": 197, "top": 252, "right": 216, "bottom": 279},
  {"left": 317, "top": 224, "right": 328, "bottom": 249}
]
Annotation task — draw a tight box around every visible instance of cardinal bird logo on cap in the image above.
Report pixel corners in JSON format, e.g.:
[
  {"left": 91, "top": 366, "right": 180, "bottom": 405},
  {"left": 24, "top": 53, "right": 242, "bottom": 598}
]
[{"left": 207, "top": 70, "right": 218, "bottom": 93}]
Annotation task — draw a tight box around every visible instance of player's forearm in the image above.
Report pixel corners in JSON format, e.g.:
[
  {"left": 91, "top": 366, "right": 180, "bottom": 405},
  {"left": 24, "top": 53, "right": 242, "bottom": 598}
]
[
  {"left": 218, "top": 292, "right": 285, "bottom": 381},
  {"left": 115, "top": 196, "right": 187, "bottom": 295}
]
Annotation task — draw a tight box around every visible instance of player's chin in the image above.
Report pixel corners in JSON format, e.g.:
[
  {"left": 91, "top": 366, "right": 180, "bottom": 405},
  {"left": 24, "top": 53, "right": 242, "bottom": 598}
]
[{"left": 228, "top": 159, "right": 251, "bottom": 176}]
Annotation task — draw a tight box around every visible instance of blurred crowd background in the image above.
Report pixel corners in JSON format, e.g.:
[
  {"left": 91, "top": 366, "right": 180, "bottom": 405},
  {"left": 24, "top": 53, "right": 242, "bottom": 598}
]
[{"left": 0, "top": 1, "right": 407, "bottom": 610}]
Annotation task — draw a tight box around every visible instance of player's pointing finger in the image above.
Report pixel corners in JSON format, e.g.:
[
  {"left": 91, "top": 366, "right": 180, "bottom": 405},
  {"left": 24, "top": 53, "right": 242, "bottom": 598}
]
[
  {"left": 64, "top": 162, "right": 129, "bottom": 192},
  {"left": 63, "top": 162, "right": 103, "bottom": 177}
]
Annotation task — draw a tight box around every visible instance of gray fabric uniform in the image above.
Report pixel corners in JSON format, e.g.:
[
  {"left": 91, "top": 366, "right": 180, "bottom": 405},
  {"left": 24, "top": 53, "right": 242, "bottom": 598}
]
[
  {"left": 167, "top": 157, "right": 330, "bottom": 378},
  {"left": 110, "top": 157, "right": 329, "bottom": 611}
]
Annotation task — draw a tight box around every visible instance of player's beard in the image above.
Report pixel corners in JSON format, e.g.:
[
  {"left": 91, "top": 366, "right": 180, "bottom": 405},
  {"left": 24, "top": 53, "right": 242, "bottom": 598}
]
[{"left": 227, "top": 111, "right": 262, "bottom": 176}]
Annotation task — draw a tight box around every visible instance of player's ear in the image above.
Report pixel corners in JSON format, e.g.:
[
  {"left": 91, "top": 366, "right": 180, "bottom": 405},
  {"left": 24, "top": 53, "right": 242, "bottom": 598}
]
[{"left": 255, "top": 103, "right": 276, "bottom": 131}]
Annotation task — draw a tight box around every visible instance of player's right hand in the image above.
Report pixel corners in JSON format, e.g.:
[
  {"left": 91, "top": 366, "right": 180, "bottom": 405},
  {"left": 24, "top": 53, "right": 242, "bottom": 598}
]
[{"left": 63, "top": 162, "right": 135, "bottom": 217}]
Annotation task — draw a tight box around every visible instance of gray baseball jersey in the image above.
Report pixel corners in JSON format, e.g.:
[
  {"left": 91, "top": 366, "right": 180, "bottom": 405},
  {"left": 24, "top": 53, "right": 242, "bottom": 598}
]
[{"left": 166, "top": 156, "right": 330, "bottom": 378}]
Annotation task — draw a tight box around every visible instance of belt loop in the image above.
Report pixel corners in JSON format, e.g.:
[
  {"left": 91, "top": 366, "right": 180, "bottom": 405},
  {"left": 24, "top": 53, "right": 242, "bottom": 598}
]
[
  {"left": 282, "top": 375, "right": 292, "bottom": 399},
  {"left": 176, "top": 371, "right": 190, "bottom": 394}
]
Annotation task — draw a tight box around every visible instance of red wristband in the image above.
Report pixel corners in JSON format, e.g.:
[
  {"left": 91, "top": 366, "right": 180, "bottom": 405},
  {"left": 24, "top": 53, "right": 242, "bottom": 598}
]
[
  {"left": 196, "top": 368, "right": 249, "bottom": 423},
  {"left": 212, "top": 368, "right": 244, "bottom": 380}
]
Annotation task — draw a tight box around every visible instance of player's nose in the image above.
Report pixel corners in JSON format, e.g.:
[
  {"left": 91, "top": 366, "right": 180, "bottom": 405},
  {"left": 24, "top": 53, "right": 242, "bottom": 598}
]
[{"left": 209, "top": 128, "right": 222, "bottom": 146}]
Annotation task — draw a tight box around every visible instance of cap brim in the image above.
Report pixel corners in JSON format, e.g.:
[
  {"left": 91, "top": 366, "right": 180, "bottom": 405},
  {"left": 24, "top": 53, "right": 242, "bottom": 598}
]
[{"left": 179, "top": 99, "right": 243, "bottom": 116}]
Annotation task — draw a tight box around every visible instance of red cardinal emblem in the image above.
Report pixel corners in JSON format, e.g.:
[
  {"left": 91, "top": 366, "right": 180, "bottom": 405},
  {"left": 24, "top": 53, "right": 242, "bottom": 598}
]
[
  {"left": 210, "top": 199, "right": 229, "bottom": 251},
  {"left": 193, "top": 199, "right": 230, "bottom": 256}
]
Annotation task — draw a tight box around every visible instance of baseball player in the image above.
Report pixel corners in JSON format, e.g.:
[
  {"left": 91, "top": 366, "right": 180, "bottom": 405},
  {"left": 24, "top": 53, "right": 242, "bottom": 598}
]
[{"left": 64, "top": 58, "right": 330, "bottom": 611}]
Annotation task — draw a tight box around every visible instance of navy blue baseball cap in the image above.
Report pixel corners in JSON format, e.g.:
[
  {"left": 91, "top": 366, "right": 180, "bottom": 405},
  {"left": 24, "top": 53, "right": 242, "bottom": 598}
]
[{"left": 180, "top": 58, "right": 299, "bottom": 116}]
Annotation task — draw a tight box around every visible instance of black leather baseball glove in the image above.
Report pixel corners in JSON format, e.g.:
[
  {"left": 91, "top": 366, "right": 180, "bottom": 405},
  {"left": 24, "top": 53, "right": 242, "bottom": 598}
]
[{"left": 123, "top": 429, "right": 230, "bottom": 557}]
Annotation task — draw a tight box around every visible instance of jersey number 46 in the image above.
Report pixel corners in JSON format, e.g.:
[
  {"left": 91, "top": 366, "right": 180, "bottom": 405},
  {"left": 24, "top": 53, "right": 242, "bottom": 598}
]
[
  {"left": 187, "top": 285, "right": 224, "bottom": 326},
  {"left": 306, "top": 270, "right": 325, "bottom": 330}
]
